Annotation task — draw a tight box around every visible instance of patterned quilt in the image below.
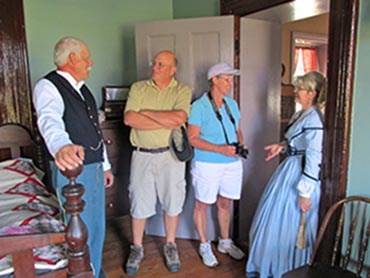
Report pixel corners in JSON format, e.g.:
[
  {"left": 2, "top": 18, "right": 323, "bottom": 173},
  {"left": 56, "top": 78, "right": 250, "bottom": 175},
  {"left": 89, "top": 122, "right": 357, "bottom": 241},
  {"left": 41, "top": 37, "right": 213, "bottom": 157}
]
[{"left": 0, "top": 159, "right": 67, "bottom": 276}]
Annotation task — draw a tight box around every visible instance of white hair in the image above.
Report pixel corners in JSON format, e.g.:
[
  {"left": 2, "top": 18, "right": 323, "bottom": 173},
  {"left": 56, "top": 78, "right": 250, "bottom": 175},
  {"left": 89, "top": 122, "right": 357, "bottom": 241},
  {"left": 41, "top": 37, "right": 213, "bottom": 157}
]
[
  {"left": 293, "top": 71, "right": 327, "bottom": 107},
  {"left": 54, "top": 36, "right": 85, "bottom": 67}
]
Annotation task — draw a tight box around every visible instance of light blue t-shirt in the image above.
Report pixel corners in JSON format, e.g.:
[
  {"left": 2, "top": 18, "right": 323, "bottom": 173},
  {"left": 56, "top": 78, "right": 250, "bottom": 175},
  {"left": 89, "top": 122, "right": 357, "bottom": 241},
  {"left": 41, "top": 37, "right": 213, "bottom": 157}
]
[{"left": 188, "top": 92, "right": 241, "bottom": 163}]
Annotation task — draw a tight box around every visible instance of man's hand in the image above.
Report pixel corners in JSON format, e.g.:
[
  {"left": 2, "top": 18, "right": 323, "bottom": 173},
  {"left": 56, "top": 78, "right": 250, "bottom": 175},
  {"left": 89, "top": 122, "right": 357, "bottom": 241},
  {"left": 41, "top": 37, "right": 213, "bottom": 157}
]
[
  {"left": 55, "top": 144, "right": 84, "bottom": 171},
  {"left": 104, "top": 170, "right": 114, "bottom": 189}
]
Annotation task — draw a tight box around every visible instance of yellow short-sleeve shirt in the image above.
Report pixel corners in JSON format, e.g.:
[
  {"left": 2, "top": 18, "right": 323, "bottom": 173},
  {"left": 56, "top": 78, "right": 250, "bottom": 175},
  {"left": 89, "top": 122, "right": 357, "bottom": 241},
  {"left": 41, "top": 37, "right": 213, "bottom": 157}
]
[{"left": 125, "top": 78, "right": 192, "bottom": 148}]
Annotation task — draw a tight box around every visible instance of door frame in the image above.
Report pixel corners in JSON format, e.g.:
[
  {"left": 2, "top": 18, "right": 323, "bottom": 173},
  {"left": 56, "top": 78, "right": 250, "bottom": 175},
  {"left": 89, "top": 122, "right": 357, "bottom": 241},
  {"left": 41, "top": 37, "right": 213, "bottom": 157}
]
[{"left": 221, "top": 0, "right": 359, "bottom": 260}]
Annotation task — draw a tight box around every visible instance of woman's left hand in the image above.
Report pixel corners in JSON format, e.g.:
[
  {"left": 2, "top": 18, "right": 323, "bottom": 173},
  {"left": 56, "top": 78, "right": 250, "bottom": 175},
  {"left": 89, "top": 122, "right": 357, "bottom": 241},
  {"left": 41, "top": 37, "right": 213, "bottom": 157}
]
[
  {"left": 299, "top": 196, "right": 312, "bottom": 212},
  {"left": 264, "top": 143, "right": 284, "bottom": 161}
]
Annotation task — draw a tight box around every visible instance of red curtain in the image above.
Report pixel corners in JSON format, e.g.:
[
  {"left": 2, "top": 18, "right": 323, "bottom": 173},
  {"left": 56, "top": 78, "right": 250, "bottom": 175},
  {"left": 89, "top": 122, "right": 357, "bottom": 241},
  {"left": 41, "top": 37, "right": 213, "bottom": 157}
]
[{"left": 294, "top": 47, "right": 318, "bottom": 74}]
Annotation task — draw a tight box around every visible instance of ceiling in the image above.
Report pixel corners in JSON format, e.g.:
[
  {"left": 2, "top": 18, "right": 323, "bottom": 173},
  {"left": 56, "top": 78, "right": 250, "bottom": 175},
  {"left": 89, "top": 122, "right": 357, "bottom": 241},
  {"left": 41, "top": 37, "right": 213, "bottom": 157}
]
[{"left": 246, "top": 0, "right": 330, "bottom": 23}]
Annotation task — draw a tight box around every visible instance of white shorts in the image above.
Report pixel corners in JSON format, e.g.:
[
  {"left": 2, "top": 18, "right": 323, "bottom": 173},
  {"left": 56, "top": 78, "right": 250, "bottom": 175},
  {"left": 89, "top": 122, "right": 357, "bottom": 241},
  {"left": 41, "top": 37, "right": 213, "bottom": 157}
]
[{"left": 191, "top": 160, "right": 243, "bottom": 204}]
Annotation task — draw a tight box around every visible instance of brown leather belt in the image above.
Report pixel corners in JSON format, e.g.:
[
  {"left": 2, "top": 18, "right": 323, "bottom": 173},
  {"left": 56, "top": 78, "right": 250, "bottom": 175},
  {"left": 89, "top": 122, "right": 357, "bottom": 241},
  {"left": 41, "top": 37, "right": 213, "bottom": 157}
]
[{"left": 133, "top": 146, "right": 170, "bottom": 153}]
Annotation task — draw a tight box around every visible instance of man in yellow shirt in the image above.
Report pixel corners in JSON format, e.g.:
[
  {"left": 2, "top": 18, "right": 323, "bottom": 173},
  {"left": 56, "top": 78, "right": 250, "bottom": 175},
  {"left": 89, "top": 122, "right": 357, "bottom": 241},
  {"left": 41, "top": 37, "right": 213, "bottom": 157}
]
[{"left": 124, "top": 50, "right": 192, "bottom": 276}]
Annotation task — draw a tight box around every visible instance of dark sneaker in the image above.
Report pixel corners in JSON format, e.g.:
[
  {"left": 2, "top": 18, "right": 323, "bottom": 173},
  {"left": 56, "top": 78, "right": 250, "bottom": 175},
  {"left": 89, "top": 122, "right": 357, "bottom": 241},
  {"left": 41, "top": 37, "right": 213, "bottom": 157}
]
[
  {"left": 217, "top": 238, "right": 245, "bottom": 260},
  {"left": 126, "top": 244, "right": 144, "bottom": 276},
  {"left": 163, "top": 242, "right": 181, "bottom": 272},
  {"left": 99, "top": 269, "right": 107, "bottom": 278}
]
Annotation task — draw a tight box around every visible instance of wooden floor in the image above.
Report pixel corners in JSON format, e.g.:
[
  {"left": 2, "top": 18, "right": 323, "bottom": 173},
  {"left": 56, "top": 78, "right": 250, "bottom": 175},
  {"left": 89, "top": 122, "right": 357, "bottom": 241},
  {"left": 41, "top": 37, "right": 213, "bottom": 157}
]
[{"left": 103, "top": 215, "right": 247, "bottom": 278}]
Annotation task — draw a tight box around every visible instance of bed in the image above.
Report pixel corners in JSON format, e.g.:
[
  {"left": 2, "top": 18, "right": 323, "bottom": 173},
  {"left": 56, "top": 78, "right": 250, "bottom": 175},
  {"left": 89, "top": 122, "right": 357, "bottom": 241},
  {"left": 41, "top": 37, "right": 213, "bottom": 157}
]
[{"left": 0, "top": 123, "right": 93, "bottom": 278}]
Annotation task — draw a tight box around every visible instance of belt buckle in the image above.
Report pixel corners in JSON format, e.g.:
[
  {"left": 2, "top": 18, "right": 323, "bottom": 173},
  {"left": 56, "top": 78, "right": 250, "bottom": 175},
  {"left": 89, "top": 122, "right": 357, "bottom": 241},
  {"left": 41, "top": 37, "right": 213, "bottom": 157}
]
[{"left": 288, "top": 146, "right": 297, "bottom": 156}]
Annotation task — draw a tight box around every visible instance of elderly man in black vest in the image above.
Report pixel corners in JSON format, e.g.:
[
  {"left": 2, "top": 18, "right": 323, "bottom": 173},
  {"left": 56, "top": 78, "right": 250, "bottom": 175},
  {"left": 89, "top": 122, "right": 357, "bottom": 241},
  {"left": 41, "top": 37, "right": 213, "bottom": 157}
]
[{"left": 33, "top": 36, "right": 114, "bottom": 278}]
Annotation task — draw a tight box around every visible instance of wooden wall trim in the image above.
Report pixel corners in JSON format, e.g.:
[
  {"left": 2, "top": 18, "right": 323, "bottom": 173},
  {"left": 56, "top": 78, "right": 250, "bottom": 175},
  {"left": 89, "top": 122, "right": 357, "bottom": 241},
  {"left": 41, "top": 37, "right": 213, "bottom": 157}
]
[
  {"left": 0, "top": 0, "right": 33, "bottom": 131},
  {"left": 233, "top": 16, "right": 240, "bottom": 105},
  {"left": 321, "top": 0, "right": 358, "bottom": 209},
  {"left": 232, "top": 15, "right": 240, "bottom": 240},
  {"left": 318, "top": 0, "right": 358, "bottom": 262}
]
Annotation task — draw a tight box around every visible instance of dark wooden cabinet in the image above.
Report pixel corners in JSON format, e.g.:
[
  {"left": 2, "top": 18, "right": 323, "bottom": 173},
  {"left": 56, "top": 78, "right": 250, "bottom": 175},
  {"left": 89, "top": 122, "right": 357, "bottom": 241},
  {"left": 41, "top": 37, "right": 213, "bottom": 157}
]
[
  {"left": 101, "top": 120, "right": 132, "bottom": 217},
  {"left": 280, "top": 84, "right": 295, "bottom": 141},
  {"left": 279, "top": 84, "right": 295, "bottom": 162}
]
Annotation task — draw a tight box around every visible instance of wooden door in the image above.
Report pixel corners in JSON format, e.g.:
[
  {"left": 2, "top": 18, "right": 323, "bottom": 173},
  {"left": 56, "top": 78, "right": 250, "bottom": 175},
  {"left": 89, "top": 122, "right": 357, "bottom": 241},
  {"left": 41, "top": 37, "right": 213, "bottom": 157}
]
[
  {"left": 239, "top": 17, "right": 281, "bottom": 240},
  {"left": 135, "top": 15, "right": 236, "bottom": 240}
]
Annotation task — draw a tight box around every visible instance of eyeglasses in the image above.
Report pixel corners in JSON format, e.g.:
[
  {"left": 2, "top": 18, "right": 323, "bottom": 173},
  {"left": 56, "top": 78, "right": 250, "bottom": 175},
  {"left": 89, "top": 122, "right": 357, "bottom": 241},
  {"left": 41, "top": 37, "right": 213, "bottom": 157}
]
[
  {"left": 294, "top": 87, "right": 307, "bottom": 93},
  {"left": 149, "top": 61, "right": 173, "bottom": 68},
  {"left": 217, "top": 76, "right": 234, "bottom": 83}
]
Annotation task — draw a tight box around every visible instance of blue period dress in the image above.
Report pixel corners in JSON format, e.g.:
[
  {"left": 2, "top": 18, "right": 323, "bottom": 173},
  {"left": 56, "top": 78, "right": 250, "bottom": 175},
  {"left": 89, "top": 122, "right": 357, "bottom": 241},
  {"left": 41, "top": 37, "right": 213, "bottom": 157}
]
[{"left": 246, "top": 106, "right": 324, "bottom": 278}]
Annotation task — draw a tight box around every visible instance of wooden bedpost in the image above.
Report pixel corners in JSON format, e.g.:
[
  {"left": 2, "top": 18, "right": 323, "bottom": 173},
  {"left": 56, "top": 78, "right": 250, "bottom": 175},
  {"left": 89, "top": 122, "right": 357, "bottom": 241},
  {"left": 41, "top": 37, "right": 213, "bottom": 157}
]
[{"left": 61, "top": 165, "right": 93, "bottom": 278}]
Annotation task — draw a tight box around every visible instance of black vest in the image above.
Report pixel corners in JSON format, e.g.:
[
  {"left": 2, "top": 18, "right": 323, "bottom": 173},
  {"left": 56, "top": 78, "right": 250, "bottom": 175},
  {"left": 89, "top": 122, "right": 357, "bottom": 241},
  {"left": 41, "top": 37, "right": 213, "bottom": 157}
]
[{"left": 45, "top": 71, "right": 103, "bottom": 165}]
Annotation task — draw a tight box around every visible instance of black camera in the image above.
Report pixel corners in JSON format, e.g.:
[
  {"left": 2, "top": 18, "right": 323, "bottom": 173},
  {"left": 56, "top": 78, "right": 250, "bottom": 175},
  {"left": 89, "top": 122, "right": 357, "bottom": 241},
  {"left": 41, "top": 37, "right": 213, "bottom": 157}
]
[{"left": 231, "top": 143, "right": 249, "bottom": 159}]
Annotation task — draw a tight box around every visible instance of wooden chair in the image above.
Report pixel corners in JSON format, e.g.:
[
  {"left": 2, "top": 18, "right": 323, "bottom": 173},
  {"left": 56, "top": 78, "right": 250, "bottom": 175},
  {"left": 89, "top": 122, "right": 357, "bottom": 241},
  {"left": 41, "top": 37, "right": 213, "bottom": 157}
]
[{"left": 283, "top": 196, "right": 370, "bottom": 278}]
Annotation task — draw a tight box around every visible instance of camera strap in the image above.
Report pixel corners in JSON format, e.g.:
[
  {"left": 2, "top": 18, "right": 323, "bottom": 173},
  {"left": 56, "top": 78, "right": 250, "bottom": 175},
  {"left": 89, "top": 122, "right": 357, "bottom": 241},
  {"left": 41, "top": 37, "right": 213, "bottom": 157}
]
[{"left": 207, "top": 92, "right": 238, "bottom": 145}]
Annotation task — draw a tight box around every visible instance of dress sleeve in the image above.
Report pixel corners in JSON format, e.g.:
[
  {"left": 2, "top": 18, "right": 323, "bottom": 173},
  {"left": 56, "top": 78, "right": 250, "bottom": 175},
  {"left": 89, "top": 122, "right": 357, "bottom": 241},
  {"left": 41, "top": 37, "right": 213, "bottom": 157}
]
[
  {"left": 297, "top": 179, "right": 316, "bottom": 198},
  {"left": 297, "top": 112, "right": 324, "bottom": 197}
]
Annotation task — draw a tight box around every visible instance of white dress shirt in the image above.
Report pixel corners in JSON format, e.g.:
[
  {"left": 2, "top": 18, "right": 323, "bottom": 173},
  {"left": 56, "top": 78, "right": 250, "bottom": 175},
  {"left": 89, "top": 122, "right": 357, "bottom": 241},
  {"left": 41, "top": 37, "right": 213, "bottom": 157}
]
[{"left": 33, "top": 70, "right": 111, "bottom": 171}]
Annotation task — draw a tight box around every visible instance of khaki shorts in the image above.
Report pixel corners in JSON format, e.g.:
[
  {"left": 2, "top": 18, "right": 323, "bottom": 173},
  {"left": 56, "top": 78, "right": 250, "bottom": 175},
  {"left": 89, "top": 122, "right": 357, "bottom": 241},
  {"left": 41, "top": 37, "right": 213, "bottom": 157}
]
[{"left": 129, "top": 150, "right": 186, "bottom": 218}]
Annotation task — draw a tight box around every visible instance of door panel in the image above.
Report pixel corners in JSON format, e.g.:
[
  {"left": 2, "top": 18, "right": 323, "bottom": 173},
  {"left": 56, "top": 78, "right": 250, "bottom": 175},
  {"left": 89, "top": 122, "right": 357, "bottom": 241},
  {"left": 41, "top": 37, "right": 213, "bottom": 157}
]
[
  {"left": 135, "top": 15, "right": 235, "bottom": 100},
  {"left": 239, "top": 17, "right": 281, "bottom": 240}
]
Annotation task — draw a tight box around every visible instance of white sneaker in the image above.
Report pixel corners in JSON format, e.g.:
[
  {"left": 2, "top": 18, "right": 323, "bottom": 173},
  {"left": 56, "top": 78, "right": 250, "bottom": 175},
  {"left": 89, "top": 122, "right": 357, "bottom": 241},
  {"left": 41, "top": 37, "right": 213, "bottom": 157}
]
[
  {"left": 217, "top": 238, "right": 245, "bottom": 260},
  {"left": 199, "top": 242, "right": 219, "bottom": 267}
]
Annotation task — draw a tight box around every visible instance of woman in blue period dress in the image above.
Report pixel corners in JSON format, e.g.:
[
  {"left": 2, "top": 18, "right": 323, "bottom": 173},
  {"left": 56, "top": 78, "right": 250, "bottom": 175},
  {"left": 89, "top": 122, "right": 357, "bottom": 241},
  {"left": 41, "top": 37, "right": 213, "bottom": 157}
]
[{"left": 246, "top": 71, "right": 326, "bottom": 278}]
